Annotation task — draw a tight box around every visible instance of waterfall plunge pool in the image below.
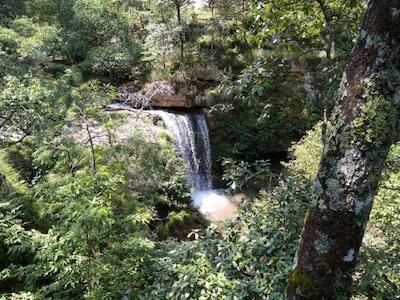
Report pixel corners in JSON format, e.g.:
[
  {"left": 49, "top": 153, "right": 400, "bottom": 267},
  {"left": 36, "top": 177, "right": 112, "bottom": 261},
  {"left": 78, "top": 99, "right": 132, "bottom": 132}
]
[{"left": 191, "top": 190, "right": 240, "bottom": 222}]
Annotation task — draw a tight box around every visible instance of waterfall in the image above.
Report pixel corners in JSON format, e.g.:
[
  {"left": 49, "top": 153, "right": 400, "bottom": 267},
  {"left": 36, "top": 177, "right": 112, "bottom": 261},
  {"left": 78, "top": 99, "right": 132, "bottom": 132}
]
[
  {"left": 154, "top": 110, "right": 212, "bottom": 191},
  {"left": 106, "top": 103, "right": 239, "bottom": 221},
  {"left": 106, "top": 103, "right": 212, "bottom": 190},
  {"left": 153, "top": 111, "right": 240, "bottom": 221}
]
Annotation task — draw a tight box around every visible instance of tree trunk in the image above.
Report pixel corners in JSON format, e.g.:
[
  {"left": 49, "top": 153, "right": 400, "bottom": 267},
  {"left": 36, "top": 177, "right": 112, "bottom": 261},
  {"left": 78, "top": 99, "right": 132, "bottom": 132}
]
[
  {"left": 210, "top": 1, "right": 215, "bottom": 55},
  {"left": 286, "top": 1, "right": 400, "bottom": 299},
  {"left": 175, "top": 3, "right": 184, "bottom": 62},
  {"left": 316, "top": 0, "right": 333, "bottom": 59}
]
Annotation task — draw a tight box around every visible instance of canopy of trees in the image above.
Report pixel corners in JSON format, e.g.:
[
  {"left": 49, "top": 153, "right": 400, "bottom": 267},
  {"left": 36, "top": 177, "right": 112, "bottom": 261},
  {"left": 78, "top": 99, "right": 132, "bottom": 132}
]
[{"left": 1, "top": 1, "right": 399, "bottom": 299}]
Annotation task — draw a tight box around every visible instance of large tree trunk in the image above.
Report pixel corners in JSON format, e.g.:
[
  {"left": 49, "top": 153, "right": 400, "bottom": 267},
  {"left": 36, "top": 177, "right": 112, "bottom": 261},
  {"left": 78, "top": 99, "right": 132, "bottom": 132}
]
[{"left": 286, "top": 1, "right": 400, "bottom": 299}]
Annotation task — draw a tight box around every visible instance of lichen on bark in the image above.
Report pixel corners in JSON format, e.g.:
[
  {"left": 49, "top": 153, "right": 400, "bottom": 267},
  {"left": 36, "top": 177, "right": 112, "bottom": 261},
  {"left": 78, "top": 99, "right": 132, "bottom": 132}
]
[
  {"left": 313, "top": 232, "right": 332, "bottom": 254},
  {"left": 351, "top": 96, "right": 396, "bottom": 150}
]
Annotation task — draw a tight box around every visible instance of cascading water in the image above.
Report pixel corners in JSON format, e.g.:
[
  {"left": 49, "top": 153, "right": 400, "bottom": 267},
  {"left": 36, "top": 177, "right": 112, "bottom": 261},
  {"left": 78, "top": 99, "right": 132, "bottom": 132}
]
[
  {"left": 154, "top": 110, "right": 239, "bottom": 221},
  {"left": 154, "top": 110, "right": 212, "bottom": 191},
  {"left": 107, "top": 103, "right": 238, "bottom": 221},
  {"left": 107, "top": 103, "right": 212, "bottom": 190}
]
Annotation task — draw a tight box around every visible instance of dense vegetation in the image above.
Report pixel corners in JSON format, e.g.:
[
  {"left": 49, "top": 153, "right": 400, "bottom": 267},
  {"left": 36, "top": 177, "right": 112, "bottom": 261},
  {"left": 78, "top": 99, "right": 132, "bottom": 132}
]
[{"left": 1, "top": 0, "right": 399, "bottom": 299}]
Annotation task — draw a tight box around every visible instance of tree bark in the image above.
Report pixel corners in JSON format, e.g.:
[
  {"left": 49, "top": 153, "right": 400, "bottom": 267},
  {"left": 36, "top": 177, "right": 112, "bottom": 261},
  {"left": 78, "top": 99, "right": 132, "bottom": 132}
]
[{"left": 286, "top": 1, "right": 400, "bottom": 299}]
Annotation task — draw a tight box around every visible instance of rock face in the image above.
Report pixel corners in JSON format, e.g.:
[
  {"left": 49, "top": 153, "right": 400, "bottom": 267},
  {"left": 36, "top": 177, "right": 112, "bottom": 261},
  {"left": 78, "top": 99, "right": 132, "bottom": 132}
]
[{"left": 119, "top": 81, "right": 213, "bottom": 109}]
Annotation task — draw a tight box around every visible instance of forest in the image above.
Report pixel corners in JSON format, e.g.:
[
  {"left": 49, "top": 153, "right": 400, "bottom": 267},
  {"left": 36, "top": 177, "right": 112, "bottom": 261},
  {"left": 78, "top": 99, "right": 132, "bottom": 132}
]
[{"left": 0, "top": 0, "right": 399, "bottom": 299}]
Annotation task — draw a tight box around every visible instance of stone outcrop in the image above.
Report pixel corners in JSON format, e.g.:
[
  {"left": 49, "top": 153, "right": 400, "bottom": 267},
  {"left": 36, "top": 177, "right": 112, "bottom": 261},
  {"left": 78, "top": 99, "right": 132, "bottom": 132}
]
[{"left": 118, "top": 80, "right": 213, "bottom": 109}]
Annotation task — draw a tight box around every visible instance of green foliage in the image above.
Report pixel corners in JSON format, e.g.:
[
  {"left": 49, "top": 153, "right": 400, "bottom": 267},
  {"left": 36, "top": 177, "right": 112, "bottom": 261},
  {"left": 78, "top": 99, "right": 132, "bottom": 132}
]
[
  {"left": 207, "top": 0, "right": 365, "bottom": 166},
  {"left": 351, "top": 97, "right": 397, "bottom": 150},
  {"left": 0, "top": 74, "right": 68, "bottom": 144},
  {"left": 0, "top": 150, "right": 27, "bottom": 196},
  {"left": 144, "top": 19, "right": 178, "bottom": 68},
  {"left": 31, "top": 170, "right": 154, "bottom": 299},
  {"left": 118, "top": 130, "right": 192, "bottom": 210},
  {"left": 72, "top": 0, "right": 129, "bottom": 45},
  {"left": 211, "top": 58, "right": 322, "bottom": 162},
  {"left": 0, "top": 0, "right": 25, "bottom": 25},
  {"left": 0, "top": 26, "right": 191, "bottom": 297},
  {"left": 0, "top": 163, "right": 154, "bottom": 298},
  {"left": 156, "top": 211, "right": 204, "bottom": 240},
  {"left": 222, "top": 158, "right": 274, "bottom": 192},
  {"left": 285, "top": 123, "right": 323, "bottom": 179},
  {"left": 82, "top": 42, "right": 142, "bottom": 77},
  {"left": 0, "top": 17, "right": 60, "bottom": 63},
  {"left": 2, "top": 1, "right": 398, "bottom": 299},
  {"left": 139, "top": 176, "right": 311, "bottom": 299},
  {"left": 0, "top": 18, "right": 60, "bottom": 78},
  {"left": 0, "top": 110, "right": 191, "bottom": 298},
  {"left": 0, "top": 0, "right": 144, "bottom": 82},
  {"left": 249, "top": 0, "right": 364, "bottom": 58}
]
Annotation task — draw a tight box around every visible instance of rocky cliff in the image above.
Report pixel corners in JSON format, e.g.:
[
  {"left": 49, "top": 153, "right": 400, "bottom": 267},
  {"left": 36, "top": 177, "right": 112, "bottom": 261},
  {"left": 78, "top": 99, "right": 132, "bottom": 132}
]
[{"left": 118, "top": 80, "right": 214, "bottom": 109}]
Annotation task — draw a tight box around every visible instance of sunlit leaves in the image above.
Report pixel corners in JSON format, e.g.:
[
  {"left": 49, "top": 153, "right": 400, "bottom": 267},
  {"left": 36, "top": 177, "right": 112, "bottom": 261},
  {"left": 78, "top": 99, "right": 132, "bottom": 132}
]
[
  {"left": 249, "top": 0, "right": 364, "bottom": 57},
  {"left": 0, "top": 17, "right": 61, "bottom": 62},
  {"left": 222, "top": 158, "right": 274, "bottom": 192}
]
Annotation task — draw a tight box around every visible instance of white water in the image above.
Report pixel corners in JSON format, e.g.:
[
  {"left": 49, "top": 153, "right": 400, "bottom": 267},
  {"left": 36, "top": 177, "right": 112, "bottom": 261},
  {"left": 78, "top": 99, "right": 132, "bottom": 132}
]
[
  {"left": 192, "top": 190, "right": 240, "bottom": 221},
  {"left": 107, "top": 103, "right": 238, "bottom": 220},
  {"left": 153, "top": 111, "right": 239, "bottom": 220},
  {"left": 154, "top": 110, "right": 212, "bottom": 191},
  {"left": 107, "top": 103, "right": 213, "bottom": 191},
  {"left": 192, "top": 190, "right": 228, "bottom": 214}
]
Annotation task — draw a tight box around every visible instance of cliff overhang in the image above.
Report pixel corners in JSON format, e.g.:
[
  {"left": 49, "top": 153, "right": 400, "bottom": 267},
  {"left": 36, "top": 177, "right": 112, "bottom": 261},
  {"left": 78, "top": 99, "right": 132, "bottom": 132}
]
[{"left": 118, "top": 80, "right": 214, "bottom": 109}]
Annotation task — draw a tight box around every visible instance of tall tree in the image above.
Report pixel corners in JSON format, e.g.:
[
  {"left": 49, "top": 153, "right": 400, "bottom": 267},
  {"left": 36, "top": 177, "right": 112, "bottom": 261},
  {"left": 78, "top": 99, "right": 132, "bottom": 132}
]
[
  {"left": 286, "top": 1, "right": 400, "bottom": 299},
  {"left": 170, "top": 0, "right": 189, "bottom": 62}
]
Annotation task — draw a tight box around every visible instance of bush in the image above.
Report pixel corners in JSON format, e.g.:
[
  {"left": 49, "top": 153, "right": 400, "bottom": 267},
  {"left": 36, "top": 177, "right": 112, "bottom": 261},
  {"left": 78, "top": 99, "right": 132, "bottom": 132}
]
[
  {"left": 221, "top": 158, "right": 275, "bottom": 192},
  {"left": 210, "top": 58, "right": 323, "bottom": 163},
  {"left": 284, "top": 122, "right": 323, "bottom": 179},
  {"left": 82, "top": 42, "right": 142, "bottom": 78},
  {"left": 138, "top": 175, "right": 311, "bottom": 300},
  {"left": 0, "top": 79, "right": 192, "bottom": 298}
]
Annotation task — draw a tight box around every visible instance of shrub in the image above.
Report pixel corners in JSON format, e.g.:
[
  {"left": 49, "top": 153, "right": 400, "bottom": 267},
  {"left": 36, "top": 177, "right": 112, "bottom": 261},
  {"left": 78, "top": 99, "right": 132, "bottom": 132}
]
[
  {"left": 138, "top": 177, "right": 312, "bottom": 299},
  {"left": 82, "top": 42, "right": 142, "bottom": 78},
  {"left": 210, "top": 58, "right": 323, "bottom": 163}
]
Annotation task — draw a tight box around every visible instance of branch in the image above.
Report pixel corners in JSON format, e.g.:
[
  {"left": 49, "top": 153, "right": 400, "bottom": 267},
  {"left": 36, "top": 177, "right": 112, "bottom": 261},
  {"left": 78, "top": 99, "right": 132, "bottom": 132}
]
[
  {"left": 379, "top": 184, "right": 400, "bottom": 191},
  {"left": 315, "top": 0, "right": 334, "bottom": 22}
]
